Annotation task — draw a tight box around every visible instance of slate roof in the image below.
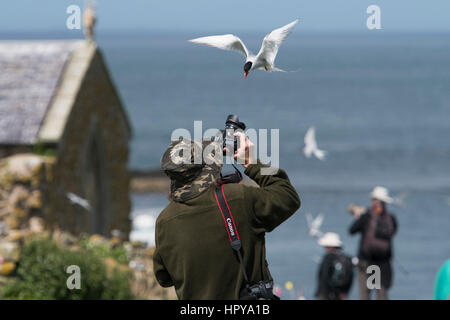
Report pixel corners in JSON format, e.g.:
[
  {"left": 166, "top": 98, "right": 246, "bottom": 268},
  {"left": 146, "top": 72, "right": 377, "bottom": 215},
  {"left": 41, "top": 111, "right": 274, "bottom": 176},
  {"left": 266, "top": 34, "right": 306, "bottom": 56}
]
[{"left": 0, "top": 41, "right": 84, "bottom": 145}]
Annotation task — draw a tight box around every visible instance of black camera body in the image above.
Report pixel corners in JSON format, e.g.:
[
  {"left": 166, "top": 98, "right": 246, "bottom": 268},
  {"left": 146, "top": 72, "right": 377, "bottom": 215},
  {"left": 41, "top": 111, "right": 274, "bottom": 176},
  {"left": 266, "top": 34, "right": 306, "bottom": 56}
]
[
  {"left": 239, "top": 281, "right": 275, "bottom": 300},
  {"left": 222, "top": 115, "right": 246, "bottom": 154}
]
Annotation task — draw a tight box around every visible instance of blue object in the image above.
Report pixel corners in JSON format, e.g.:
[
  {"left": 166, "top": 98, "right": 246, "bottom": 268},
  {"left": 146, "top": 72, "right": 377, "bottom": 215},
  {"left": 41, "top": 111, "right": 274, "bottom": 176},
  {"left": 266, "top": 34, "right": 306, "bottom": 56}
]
[{"left": 434, "top": 259, "right": 450, "bottom": 300}]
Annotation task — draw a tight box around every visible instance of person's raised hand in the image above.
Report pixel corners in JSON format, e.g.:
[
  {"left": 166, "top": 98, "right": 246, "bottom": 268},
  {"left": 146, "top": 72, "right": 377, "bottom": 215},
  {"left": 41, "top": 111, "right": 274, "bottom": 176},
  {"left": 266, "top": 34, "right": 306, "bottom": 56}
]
[
  {"left": 233, "top": 132, "right": 256, "bottom": 168},
  {"left": 348, "top": 203, "right": 364, "bottom": 219}
]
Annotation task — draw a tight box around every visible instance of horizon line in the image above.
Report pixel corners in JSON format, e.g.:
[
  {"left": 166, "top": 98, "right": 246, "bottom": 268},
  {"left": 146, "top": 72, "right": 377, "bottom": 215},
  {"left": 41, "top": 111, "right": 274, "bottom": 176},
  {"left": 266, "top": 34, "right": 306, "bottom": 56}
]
[{"left": 0, "top": 29, "right": 449, "bottom": 39}]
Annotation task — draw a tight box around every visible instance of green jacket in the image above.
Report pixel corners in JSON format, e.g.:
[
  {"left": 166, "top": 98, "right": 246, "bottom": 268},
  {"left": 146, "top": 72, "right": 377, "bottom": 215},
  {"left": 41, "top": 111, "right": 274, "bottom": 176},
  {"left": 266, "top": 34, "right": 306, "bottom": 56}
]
[{"left": 153, "top": 161, "right": 301, "bottom": 299}]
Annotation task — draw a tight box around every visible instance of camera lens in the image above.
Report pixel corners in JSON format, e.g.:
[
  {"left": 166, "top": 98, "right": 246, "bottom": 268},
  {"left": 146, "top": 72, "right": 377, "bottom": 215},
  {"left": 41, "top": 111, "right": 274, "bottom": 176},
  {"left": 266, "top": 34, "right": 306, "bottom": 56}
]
[{"left": 226, "top": 115, "right": 246, "bottom": 131}]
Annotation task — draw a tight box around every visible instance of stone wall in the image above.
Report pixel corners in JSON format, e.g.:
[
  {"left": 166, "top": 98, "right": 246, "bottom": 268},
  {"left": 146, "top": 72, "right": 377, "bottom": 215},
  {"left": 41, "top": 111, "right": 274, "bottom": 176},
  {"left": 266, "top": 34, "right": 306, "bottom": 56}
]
[
  {"left": 51, "top": 49, "right": 131, "bottom": 237},
  {"left": 0, "top": 154, "right": 53, "bottom": 278},
  {"left": 0, "top": 47, "right": 131, "bottom": 238},
  {"left": 0, "top": 154, "right": 53, "bottom": 229},
  {"left": 0, "top": 146, "right": 33, "bottom": 160},
  {"left": 0, "top": 154, "right": 175, "bottom": 299}
]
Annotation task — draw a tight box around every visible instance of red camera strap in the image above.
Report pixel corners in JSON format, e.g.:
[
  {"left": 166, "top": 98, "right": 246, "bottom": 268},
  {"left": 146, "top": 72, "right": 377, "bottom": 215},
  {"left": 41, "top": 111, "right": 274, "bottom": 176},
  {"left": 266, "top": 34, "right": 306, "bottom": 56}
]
[{"left": 214, "top": 184, "right": 249, "bottom": 283}]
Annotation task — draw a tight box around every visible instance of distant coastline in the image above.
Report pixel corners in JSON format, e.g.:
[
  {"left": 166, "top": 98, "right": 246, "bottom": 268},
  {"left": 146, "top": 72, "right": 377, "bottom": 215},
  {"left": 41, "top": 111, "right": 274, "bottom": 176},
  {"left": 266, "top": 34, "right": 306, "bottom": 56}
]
[
  {"left": 130, "top": 168, "right": 259, "bottom": 194},
  {"left": 130, "top": 168, "right": 169, "bottom": 194}
]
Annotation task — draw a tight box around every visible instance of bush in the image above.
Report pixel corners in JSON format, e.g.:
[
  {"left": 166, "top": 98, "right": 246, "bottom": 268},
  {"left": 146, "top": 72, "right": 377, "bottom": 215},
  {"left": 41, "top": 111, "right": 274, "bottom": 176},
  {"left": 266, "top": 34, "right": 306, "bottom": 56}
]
[
  {"left": 79, "top": 236, "right": 129, "bottom": 265},
  {"left": 32, "top": 143, "right": 56, "bottom": 157},
  {"left": 1, "top": 239, "right": 134, "bottom": 300}
]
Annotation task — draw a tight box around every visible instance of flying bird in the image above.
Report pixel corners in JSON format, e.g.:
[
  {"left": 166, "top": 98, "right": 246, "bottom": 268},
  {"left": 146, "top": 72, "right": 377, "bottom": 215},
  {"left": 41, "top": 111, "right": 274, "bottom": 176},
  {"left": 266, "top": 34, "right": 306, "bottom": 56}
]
[
  {"left": 392, "top": 192, "right": 409, "bottom": 208},
  {"left": 305, "top": 213, "right": 324, "bottom": 238},
  {"left": 67, "top": 192, "right": 91, "bottom": 212},
  {"left": 303, "top": 127, "right": 327, "bottom": 160},
  {"left": 188, "top": 19, "right": 299, "bottom": 79}
]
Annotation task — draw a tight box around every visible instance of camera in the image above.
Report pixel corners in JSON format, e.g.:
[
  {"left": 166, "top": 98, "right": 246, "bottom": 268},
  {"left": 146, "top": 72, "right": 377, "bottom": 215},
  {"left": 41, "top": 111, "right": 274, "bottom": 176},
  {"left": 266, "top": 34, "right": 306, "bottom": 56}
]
[
  {"left": 222, "top": 115, "right": 246, "bottom": 155},
  {"left": 239, "top": 281, "right": 276, "bottom": 300}
]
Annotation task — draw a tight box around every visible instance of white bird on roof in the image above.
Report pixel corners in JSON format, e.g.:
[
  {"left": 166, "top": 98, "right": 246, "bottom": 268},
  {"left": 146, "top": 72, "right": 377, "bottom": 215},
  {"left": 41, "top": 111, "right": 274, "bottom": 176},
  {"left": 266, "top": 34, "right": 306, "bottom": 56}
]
[
  {"left": 83, "top": 2, "right": 97, "bottom": 41},
  {"left": 303, "top": 126, "right": 327, "bottom": 161},
  {"left": 188, "top": 19, "right": 299, "bottom": 79}
]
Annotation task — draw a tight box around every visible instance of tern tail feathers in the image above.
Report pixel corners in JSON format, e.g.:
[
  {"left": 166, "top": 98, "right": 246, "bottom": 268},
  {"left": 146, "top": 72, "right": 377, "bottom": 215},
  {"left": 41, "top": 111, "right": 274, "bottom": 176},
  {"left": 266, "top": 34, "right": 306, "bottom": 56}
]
[
  {"left": 313, "top": 149, "right": 327, "bottom": 161},
  {"left": 270, "top": 66, "right": 300, "bottom": 73},
  {"left": 270, "top": 66, "right": 287, "bottom": 72}
]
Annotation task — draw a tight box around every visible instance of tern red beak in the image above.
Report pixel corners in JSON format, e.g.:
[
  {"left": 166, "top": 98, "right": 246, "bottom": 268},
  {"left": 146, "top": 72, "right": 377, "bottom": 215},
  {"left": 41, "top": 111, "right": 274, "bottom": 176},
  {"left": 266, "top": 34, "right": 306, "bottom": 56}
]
[{"left": 244, "top": 72, "right": 248, "bottom": 79}]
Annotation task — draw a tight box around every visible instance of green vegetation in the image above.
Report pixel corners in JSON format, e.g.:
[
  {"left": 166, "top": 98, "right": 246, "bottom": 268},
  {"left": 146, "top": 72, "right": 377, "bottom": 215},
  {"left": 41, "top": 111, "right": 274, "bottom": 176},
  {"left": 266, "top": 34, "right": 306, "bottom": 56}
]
[
  {"left": 79, "top": 236, "right": 129, "bottom": 265},
  {"left": 32, "top": 143, "right": 56, "bottom": 157},
  {"left": 0, "top": 239, "right": 134, "bottom": 300}
]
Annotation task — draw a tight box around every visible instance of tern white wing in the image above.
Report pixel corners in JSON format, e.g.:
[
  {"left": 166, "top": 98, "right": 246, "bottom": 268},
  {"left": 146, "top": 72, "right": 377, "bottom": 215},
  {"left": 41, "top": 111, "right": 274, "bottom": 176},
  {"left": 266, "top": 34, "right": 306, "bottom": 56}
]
[
  {"left": 311, "top": 213, "right": 324, "bottom": 231},
  {"left": 188, "top": 34, "right": 250, "bottom": 58},
  {"left": 303, "top": 126, "right": 327, "bottom": 160},
  {"left": 256, "top": 19, "right": 299, "bottom": 68},
  {"left": 67, "top": 192, "right": 91, "bottom": 211},
  {"left": 306, "top": 213, "right": 324, "bottom": 238},
  {"left": 313, "top": 149, "right": 327, "bottom": 161},
  {"left": 303, "top": 126, "right": 317, "bottom": 158}
]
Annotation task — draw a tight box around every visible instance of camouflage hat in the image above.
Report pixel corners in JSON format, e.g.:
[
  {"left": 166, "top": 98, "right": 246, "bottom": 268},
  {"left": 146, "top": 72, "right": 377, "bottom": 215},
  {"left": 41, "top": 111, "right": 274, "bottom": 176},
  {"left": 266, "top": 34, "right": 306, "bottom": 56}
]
[{"left": 161, "top": 139, "right": 223, "bottom": 202}]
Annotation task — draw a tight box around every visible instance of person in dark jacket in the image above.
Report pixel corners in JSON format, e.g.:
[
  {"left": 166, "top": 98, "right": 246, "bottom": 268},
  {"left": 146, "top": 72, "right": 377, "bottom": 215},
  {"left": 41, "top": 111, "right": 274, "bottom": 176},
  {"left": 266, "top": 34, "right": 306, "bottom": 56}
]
[
  {"left": 349, "top": 186, "right": 398, "bottom": 300},
  {"left": 153, "top": 133, "right": 301, "bottom": 299},
  {"left": 315, "top": 232, "right": 354, "bottom": 300}
]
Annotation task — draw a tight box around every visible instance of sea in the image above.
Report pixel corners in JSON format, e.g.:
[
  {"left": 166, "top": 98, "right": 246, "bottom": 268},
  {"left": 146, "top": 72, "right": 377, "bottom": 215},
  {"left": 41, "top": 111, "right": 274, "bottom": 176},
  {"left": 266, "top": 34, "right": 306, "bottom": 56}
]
[{"left": 10, "top": 31, "right": 450, "bottom": 299}]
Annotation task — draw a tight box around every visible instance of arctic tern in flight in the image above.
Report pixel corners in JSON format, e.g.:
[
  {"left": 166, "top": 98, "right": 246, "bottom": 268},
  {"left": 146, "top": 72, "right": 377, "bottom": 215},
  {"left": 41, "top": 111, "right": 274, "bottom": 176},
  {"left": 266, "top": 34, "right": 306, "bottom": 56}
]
[
  {"left": 305, "top": 213, "right": 324, "bottom": 238},
  {"left": 303, "top": 126, "right": 327, "bottom": 161},
  {"left": 188, "top": 19, "right": 299, "bottom": 79},
  {"left": 67, "top": 192, "right": 91, "bottom": 212}
]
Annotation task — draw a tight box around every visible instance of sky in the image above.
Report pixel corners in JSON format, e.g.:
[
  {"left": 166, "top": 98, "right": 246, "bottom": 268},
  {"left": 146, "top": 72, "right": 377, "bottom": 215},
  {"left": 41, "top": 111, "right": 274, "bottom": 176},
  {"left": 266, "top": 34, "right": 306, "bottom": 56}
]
[{"left": 1, "top": 0, "right": 450, "bottom": 34}]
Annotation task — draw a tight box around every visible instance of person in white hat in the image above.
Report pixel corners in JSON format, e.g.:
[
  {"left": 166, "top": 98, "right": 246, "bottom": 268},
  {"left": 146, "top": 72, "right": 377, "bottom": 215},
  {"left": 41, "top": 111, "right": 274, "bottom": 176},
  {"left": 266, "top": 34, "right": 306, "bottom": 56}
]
[
  {"left": 315, "top": 233, "right": 354, "bottom": 300},
  {"left": 348, "top": 186, "right": 398, "bottom": 300},
  {"left": 370, "top": 186, "right": 394, "bottom": 205},
  {"left": 318, "top": 232, "right": 343, "bottom": 248}
]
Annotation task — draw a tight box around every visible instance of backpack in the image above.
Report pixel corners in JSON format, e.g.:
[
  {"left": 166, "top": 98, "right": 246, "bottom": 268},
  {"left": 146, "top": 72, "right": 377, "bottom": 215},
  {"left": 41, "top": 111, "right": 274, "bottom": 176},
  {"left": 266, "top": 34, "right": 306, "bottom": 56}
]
[{"left": 329, "top": 251, "right": 354, "bottom": 290}]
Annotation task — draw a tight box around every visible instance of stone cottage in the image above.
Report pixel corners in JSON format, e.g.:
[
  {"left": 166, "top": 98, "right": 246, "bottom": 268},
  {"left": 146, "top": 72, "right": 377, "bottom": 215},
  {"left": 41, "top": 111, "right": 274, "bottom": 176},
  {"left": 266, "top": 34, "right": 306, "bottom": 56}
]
[{"left": 0, "top": 40, "right": 132, "bottom": 237}]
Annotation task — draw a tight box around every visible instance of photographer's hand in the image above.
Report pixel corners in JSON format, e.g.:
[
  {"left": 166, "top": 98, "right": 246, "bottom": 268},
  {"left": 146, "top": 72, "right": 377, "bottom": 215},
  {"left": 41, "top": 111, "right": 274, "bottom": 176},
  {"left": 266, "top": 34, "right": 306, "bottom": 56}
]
[{"left": 233, "top": 132, "right": 256, "bottom": 168}]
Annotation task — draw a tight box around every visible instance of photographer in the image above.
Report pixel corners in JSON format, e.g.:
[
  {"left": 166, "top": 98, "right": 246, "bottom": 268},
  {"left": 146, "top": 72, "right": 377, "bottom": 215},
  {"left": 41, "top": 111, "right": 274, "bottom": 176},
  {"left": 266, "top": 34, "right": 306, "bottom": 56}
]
[
  {"left": 153, "top": 131, "right": 301, "bottom": 299},
  {"left": 348, "top": 186, "right": 398, "bottom": 300}
]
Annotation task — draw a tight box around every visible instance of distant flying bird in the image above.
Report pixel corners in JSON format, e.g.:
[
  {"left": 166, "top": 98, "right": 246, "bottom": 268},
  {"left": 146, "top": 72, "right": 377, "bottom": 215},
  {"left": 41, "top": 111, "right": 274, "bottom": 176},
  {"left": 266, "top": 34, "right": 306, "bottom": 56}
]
[
  {"left": 305, "top": 213, "right": 324, "bottom": 238},
  {"left": 392, "top": 192, "right": 409, "bottom": 207},
  {"left": 303, "top": 127, "right": 327, "bottom": 160},
  {"left": 67, "top": 192, "right": 91, "bottom": 211},
  {"left": 188, "top": 19, "right": 299, "bottom": 79}
]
